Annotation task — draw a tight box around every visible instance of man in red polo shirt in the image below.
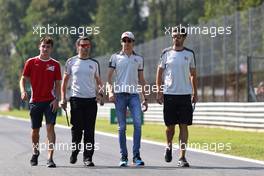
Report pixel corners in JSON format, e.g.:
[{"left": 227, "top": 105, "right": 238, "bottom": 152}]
[{"left": 19, "top": 36, "right": 62, "bottom": 168}]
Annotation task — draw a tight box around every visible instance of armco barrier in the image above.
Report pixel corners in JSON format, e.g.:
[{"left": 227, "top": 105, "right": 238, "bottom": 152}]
[{"left": 97, "top": 103, "right": 264, "bottom": 130}]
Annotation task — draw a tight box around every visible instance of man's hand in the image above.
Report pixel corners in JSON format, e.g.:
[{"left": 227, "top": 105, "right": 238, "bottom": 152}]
[
  {"left": 108, "top": 92, "right": 115, "bottom": 103},
  {"left": 21, "top": 91, "right": 28, "bottom": 101},
  {"left": 50, "top": 99, "right": 59, "bottom": 113},
  {"left": 192, "top": 93, "right": 198, "bottom": 104},
  {"left": 59, "top": 99, "right": 67, "bottom": 110},
  {"left": 97, "top": 93, "right": 104, "bottom": 106},
  {"left": 142, "top": 100, "right": 148, "bottom": 112},
  {"left": 156, "top": 92, "right": 164, "bottom": 104}
]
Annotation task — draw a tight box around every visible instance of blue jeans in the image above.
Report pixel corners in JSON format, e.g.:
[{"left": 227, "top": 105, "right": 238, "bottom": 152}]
[{"left": 115, "top": 93, "right": 142, "bottom": 158}]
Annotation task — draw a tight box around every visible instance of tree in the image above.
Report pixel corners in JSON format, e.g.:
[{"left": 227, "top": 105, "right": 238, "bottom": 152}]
[
  {"left": 0, "top": 0, "right": 98, "bottom": 108},
  {"left": 94, "top": 0, "right": 135, "bottom": 55},
  {"left": 144, "top": 0, "right": 163, "bottom": 40},
  {"left": 203, "top": 0, "right": 264, "bottom": 21},
  {"left": 145, "top": 0, "right": 204, "bottom": 40},
  {"left": 20, "top": 0, "right": 97, "bottom": 62},
  {"left": 130, "top": 0, "right": 148, "bottom": 44},
  {"left": 0, "top": 0, "right": 31, "bottom": 108}
]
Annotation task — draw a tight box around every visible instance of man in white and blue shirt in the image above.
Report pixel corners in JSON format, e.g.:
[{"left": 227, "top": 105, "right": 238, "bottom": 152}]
[
  {"left": 60, "top": 36, "right": 103, "bottom": 167},
  {"left": 156, "top": 27, "right": 198, "bottom": 167},
  {"left": 108, "top": 31, "right": 148, "bottom": 167}
]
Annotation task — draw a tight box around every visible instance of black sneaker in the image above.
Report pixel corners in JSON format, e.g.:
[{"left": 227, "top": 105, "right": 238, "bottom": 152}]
[
  {"left": 83, "top": 158, "right": 95, "bottom": 167},
  {"left": 119, "top": 156, "right": 128, "bottom": 167},
  {"left": 178, "top": 157, "right": 190, "bottom": 167},
  {"left": 132, "top": 155, "right": 144, "bottom": 166},
  {"left": 30, "top": 151, "right": 39, "bottom": 166},
  {"left": 164, "top": 147, "right": 172, "bottom": 162},
  {"left": 70, "top": 152, "right": 78, "bottom": 164},
  {"left": 47, "top": 159, "right": 56, "bottom": 168}
]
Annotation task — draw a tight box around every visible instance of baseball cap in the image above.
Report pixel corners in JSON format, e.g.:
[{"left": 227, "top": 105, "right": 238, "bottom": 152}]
[{"left": 121, "top": 31, "right": 135, "bottom": 40}]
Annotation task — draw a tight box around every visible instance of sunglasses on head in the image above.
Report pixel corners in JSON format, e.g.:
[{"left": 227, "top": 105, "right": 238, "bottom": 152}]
[
  {"left": 122, "top": 38, "right": 133, "bottom": 43},
  {"left": 79, "top": 43, "right": 91, "bottom": 48}
]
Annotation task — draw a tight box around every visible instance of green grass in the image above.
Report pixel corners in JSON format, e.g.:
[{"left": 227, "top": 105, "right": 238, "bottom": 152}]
[{"left": 1, "top": 109, "right": 264, "bottom": 161}]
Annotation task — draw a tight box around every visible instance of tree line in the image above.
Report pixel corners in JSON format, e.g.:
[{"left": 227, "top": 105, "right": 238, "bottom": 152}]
[{"left": 0, "top": 0, "right": 263, "bottom": 108}]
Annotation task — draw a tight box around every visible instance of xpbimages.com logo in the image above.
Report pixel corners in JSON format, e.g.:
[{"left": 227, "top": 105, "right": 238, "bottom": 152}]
[
  {"left": 165, "top": 24, "right": 232, "bottom": 38},
  {"left": 98, "top": 83, "right": 166, "bottom": 96},
  {"left": 32, "top": 142, "right": 100, "bottom": 153},
  {"left": 32, "top": 24, "right": 100, "bottom": 37},
  {"left": 171, "top": 141, "right": 232, "bottom": 152}
]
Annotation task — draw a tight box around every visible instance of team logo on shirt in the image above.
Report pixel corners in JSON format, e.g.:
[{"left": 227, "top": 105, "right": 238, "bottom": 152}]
[
  {"left": 46, "top": 65, "right": 55, "bottom": 71},
  {"left": 184, "top": 57, "right": 188, "bottom": 61},
  {"left": 134, "top": 58, "right": 138, "bottom": 63},
  {"left": 89, "top": 65, "right": 93, "bottom": 70}
]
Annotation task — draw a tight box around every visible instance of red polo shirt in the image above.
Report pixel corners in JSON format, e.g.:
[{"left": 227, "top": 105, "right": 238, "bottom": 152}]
[{"left": 22, "top": 56, "right": 62, "bottom": 102}]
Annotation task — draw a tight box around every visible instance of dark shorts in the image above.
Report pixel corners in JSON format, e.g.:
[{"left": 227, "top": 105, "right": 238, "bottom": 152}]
[
  {"left": 29, "top": 101, "right": 57, "bottom": 129},
  {"left": 163, "top": 94, "right": 193, "bottom": 126}
]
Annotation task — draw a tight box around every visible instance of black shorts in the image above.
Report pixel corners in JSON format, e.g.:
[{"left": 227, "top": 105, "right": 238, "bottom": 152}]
[
  {"left": 29, "top": 100, "right": 57, "bottom": 129},
  {"left": 163, "top": 94, "right": 193, "bottom": 126}
]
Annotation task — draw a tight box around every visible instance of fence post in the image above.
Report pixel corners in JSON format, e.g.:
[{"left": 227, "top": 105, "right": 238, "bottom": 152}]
[
  {"left": 199, "top": 31, "right": 204, "bottom": 101},
  {"left": 210, "top": 21, "right": 215, "bottom": 101},
  {"left": 223, "top": 16, "right": 227, "bottom": 101},
  {"left": 235, "top": 11, "right": 240, "bottom": 101}
]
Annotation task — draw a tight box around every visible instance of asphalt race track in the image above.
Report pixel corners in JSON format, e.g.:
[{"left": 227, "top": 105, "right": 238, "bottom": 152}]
[{"left": 0, "top": 116, "right": 263, "bottom": 176}]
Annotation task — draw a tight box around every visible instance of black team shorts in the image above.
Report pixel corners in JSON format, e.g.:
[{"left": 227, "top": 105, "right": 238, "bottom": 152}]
[{"left": 163, "top": 94, "right": 193, "bottom": 126}]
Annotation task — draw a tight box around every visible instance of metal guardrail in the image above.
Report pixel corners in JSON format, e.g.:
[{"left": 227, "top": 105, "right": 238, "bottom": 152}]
[{"left": 97, "top": 103, "right": 264, "bottom": 130}]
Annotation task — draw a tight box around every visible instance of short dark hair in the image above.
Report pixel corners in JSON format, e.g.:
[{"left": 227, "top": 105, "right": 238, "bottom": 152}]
[
  {"left": 75, "top": 36, "right": 91, "bottom": 47},
  {"left": 39, "top": 36, "right": 54, "bottom": 47},
  {"left": 172, "top": 26, "right": 187, "bottom": 37}
]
